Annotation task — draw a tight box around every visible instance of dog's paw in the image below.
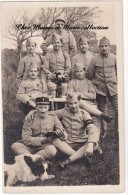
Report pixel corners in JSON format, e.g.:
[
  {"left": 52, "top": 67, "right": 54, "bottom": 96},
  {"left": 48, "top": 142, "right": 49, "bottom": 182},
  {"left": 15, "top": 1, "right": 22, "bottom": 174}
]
[
  {"left": 48, "top": 174, "right": 55, "bottom": 179},
  {"left": 40, "top": 174, "right": 55, "bottom": 181}
]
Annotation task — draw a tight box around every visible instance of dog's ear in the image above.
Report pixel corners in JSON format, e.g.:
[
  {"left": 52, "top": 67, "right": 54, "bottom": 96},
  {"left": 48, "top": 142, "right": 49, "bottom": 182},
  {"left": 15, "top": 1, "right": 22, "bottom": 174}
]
[
  {"left": 24, "top": 155, "right": 43, "bottom": 176},
  {"left": 45, "top": 160, "right": 52, "bottom": 172},
  {"left": 46, "top": 160, "right": 51, "bottom": 166},
  {"left": 24, "top": 155, "right": 34, "bottom": 167},
  {"left": 35, "top": 157, "right": 44, "bottom": 166}
]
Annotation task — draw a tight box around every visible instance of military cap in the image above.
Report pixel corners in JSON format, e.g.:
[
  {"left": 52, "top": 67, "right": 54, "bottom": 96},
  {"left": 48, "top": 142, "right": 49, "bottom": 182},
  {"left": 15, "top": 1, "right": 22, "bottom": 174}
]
[
  {"left": 79, "top": 35, "right": 89, "bottom": 44},
  {"left": 28, "top": 62, "right": 40, "bottom": 70},
  {"left": 55, "top": 15, "right": 66, "bottom": 23},
  {"left": 26, "top": 38, "right": 37, "bottom": 46},
  {"left": 74, "top": 63, "right": 85, "bottom": 72},
  {"left": 66, "top": 92, "right": 80, "bottom": 103},
  {"left": 36, "top": 97, "right": 50, "bottom": 105},
  {"left": 99, "top": 36, "right": 110, "bottom": 45},
  {"left": 52, "top": 33, "right": 62, "bottom": 42}
]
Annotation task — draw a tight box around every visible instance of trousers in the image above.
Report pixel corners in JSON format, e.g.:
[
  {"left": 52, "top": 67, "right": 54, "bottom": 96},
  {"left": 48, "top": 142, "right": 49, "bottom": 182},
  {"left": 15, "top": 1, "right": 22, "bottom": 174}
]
[
  {"left": 11, "top": 142, "right": 57, "bottom": 160},
  {"left": 96, "top": 93, "right": 118, "bottom": 131}
]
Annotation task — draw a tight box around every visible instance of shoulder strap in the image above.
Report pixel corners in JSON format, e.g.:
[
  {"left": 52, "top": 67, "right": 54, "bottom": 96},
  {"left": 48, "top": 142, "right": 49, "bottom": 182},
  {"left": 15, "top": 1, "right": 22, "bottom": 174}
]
[{"left": 38, "top": 54, "right": 44, "bottom": 65}]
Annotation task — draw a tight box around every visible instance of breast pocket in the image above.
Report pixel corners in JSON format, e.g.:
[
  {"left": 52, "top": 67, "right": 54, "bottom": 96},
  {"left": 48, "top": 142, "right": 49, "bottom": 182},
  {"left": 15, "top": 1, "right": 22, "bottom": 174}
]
[
  {"left": 42, "top": 124, "right": 54, "bottom": 134},
  {"left": 32, "top": 128, "right": 41, "bottom": 137},
  {"left": 62, "top": 38, "right": 69, "bottom": 51},
  {"left": 107, "top": 63, "right": 116, "bottom": 73},
  {"left": 62, "top": 37, "right": 69, "bottom": 44},
  {"left": 93, "top": 79, "right": 100, "bottom": 86},
  {"left": 95, "top": 63, "right": 104, "bottom": 74},
  {"left": 49, "top": 60, "right": 56, "bottom": 72}
]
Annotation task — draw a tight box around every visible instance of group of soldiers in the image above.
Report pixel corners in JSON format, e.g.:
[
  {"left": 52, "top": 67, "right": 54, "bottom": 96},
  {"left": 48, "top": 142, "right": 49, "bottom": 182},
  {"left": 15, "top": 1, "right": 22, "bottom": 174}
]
[{"left": 11, "top": 16, "right": 118, "bottom": 168}]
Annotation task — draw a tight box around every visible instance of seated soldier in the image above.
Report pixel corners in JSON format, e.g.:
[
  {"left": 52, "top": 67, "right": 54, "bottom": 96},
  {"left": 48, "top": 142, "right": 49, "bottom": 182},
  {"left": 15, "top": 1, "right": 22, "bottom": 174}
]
[
  {"left": 43, "top": 33, "right": 71, "bottom": 97},
  {"left": 26, "top": 93, "right": 99, "bottom": 167},
  {"left": 68, "top": 63, "right": 100, "bottom": 129},
  {"left": 52, "top": 93, "right": 100, "bottom": 168},
  {"left": 68, "top": 63, "right": 96, "bottom": 104},
  {"left": 68, "top": 63, "right": 102, "bottom": 151},
  {"left": 26, "top": 93, "right": 113, "bottom": 167},
  {"left": 11, "top": 97, "right": 67, "bottom": 160},
  {"left": 16, "top": 62, "right": 48, "bottom": 114}
]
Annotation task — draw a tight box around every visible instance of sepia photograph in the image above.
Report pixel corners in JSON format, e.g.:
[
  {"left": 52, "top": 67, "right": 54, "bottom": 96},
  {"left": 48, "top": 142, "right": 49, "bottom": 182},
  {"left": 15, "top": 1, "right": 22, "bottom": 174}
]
[{"left": 1, "top": 0, "right": 125, "bottom": 193}]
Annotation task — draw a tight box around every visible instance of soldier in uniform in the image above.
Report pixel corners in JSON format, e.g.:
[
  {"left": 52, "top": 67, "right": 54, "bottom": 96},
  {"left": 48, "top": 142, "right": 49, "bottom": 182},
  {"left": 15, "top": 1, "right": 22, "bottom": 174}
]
[
  {"left": 51, "top": 93, "right": 99, "bottom": 168},
  {"left": 40, "top": 15, "right": 77, "bottom": 57},
  {"left": 72, "top": 35, "right": 94, "bottom": 78},
  {"left": 67, "top": 63, "right": 100, "bottom": 129},
  {"left": 68, "top": 63, "right": 96, "bottom": 103},
  {"left": 87, "top": 36, "right": 118, "bottom": 137},
  {"left": 26, "top": 93, "right": 113, "bottom": 167},
  {"left": 16, "top": 62, "right": 48, "bottom": 114},
  {"left": 11, "top": 97, "right": 67, "bottom": 159},
  {"left": 43, "top": 33, "right": 71, "bottom": 96},
  {"left": 16, "top": 38, "right": 46, "bottom": 89}
]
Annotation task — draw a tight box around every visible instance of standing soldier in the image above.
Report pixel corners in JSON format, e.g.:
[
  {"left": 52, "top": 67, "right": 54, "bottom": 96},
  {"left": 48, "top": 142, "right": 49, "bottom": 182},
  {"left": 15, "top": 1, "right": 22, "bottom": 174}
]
[
  {"left": 72, "top": 35, "right": 94, "bottom": 78},
  {"left": 87, "top": 36, "right": 118, "bottom": 137},
  {"left": 43, "top": 33, "right": 71, "bottom": 96},
  {"left": 40, "top": 16, "right": 77, "bottom": 57},
  {"left": 16, "top": 38, "right": 46, "bottom": 89}
]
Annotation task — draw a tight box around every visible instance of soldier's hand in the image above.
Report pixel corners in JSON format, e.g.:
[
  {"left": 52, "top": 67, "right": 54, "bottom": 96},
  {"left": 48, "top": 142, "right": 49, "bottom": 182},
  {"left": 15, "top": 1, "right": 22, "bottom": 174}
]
[
  {"left": 85, "top": 143, "right": 94, "bottom": 156},
  {"left": 46, "top": 71, "right": 52, "bottom": 80},
  {"left": 56, "top": 129, "right": 64, "bottom": 137},
  {"left": 28, "top": 100, "right": 36, "bottom": 108},
  {"left": 25, "top": 110, "right": 36, "bottom": 122},
  {"left": 76, "top": 92, "right": 81, "bottom": 97},
  {"left": 41, "top": 137, "right": 48, "bottom": 144}
]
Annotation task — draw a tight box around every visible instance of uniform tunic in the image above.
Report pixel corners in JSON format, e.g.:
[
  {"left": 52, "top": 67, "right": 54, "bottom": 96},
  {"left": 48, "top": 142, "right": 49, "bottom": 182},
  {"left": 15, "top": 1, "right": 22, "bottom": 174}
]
[
  {"left": 16, "top": 53, "right": 45, "bottom": 88},
  {"left": 41, "top": 31, "right": 77, "bottom": 57},
  {"left": 16, "top": 78, "right": 48, "bottom": 103},
  {"left": 44, "top": 49, "right": 71, "bottom": 74},
  {"left": 67, "top": 78, "right": 96, "bottom": 102},
  {"left": 55, "top": 108, "right": 99, "bottom": 144},
  {"left": 22, "top": 112, "right": 66, "bottom": 147},
  {"left": 87, "top": 53, "right": 117, "bottom": 96}
]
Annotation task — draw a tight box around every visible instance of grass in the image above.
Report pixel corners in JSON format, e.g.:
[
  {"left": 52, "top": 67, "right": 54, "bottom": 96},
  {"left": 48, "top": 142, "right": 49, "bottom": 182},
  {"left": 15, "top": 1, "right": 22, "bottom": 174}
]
[{"left": 2, "top": 49, "right": 119, "bottom": 186}]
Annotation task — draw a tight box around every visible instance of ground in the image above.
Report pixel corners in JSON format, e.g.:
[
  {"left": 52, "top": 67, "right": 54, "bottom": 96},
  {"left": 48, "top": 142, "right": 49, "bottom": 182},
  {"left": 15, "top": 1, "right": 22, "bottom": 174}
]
[{"left": 2, "top": 49, "right": 119, "bottom": 186}]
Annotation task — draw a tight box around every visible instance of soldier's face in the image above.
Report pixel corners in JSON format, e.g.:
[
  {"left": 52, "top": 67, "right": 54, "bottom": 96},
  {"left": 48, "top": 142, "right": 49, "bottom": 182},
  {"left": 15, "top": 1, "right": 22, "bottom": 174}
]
[
  {"left": 53, "top": 39, "right": 62, "bottom": 51},
  {"left": 75, "top": 68, "right": 85, "bottom": 80},
  {"left": 55, "top": 21, "right": 64, "bottom": 32},
  {"left": 79, "top": 41, "right": 89, "bottom": 53},
  {"left": 36, "top": 104, "right": 49, "bottom": 117},
  {"left": 26, "top": 43, "right": 36, "bottom": 53},
  {"left": 99, "top": 44, "right": 110, "bottom": 54},
  {"left": 29, "top": 68, "right": 39, "bottom": 79},
  {"left": 67, "top": 99, "right": 80, "bottom": 113}
]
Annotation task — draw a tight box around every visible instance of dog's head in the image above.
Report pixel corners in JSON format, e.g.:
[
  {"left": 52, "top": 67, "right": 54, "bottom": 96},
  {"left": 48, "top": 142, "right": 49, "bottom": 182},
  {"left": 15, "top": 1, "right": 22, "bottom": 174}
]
[
  {"left": 23, "top": 154, "right": 51, "bottom": 180},
  {"left": 4, "top": 154, "right": 54, "bottom": 186}
]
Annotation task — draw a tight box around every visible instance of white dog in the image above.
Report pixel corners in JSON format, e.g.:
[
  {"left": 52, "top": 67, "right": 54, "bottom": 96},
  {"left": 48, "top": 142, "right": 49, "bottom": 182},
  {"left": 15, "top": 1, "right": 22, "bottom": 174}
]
[{"left": 4, "top": 154, "right": 55, "bottom": 186}]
